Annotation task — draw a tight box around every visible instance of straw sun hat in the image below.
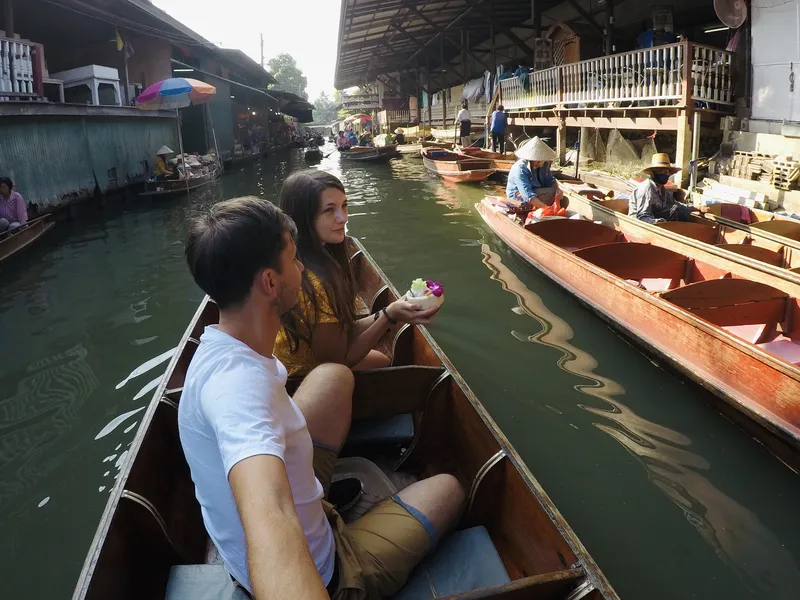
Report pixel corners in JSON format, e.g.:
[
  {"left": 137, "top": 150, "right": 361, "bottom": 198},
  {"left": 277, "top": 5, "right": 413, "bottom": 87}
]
[
  {"left": 642, "top": 153, "right": 681, "bottom": 174},
  {"left": 394, "top": 128, "right": 405, "bottom": 134},
  {"left": 156, "top": 145, "right": 175, "bottom": 156},
  {"left": 514, "top": 137, "right": 557, "bottom": 162}
]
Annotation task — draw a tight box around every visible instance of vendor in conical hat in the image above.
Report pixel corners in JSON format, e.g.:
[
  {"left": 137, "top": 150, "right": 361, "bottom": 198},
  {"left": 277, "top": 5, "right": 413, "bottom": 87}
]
[
  {"left": 629, "top": 153, "right": 700, "bottom": 223},
  {"left": 393, "top": 128, "right": 406, "bottom": 145},
  {"left": 155, "top": 145, "right": 179, "bottom": 180},
  {"left": 506, "top": 137, "right": 561, "bottom": 207}
]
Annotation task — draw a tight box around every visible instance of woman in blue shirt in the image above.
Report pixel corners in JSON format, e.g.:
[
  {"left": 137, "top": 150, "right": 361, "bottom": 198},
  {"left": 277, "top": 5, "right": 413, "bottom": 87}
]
[{"left": 506, "top": 137, "right": 560, "bottom": 207}]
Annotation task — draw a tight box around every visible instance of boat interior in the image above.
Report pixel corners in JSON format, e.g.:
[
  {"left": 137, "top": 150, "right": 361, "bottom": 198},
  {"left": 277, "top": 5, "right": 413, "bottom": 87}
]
[
  {"left": 578, "top": 197, "right": 797, "bottom": 269},
  {"left": 74, "top": 240, "right": 610, "bottom": 600},
  {"left": 422, "top": 149, "right": 493, "bottom": 171},
  {"left": 524, "top": 218, "right": 800, "bottom": 367}
]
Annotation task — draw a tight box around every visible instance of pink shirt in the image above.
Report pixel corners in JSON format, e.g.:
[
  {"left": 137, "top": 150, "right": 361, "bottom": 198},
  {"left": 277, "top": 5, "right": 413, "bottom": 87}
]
[{"left": 0, "top": 191, "right": 27, "bottom": 224}]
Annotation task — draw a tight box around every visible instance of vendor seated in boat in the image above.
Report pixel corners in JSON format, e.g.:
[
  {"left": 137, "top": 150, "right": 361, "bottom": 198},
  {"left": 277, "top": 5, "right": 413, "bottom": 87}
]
[
  {"left": 335, "top": 130, "right": 350, "bottom": 151},
  {"left": 0, "top": 177, "right": 27, "bottom": 233},
  {"left": 276, "top": 170, "right": 440, "bottom": 377},
  {"left": 630, "top": 153, "right": 702, "bottom": 223},
  {"left": 506, "top": 137, "right": 561, "bottom": 209},
  {"left": 154, "top": 145, "right": 180, "bottom": 181},
  {"left": 358, "top": 131, "right": 374, "bottom": 147},
  {"left": 181, "top": 197, "right": 464, "bottom": 599},
  {"left": 394, "top": 128, "right": 406, "bottom": 144},
  {"left": 346, "top": 129, "right": 359, "bottom": 147}
]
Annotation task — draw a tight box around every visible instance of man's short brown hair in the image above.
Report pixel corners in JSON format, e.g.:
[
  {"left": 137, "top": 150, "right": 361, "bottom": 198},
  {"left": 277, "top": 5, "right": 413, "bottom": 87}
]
[{"left": 186, "top": 197, "right": 297, "bottom": 309}]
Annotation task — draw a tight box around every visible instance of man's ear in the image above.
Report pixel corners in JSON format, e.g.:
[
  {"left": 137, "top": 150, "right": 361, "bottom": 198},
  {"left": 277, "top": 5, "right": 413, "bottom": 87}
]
[{"left": 256, "top": 268, "right": 279, "bottom": 300}]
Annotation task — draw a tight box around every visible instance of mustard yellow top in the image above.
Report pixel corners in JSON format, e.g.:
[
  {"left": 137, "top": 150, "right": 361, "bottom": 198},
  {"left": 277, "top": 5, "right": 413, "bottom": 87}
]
[
  {"left": 155, "top": 156, "right": 173, "bottom": 176},
  {"left": 275, "top": 270, "right": 339, "bottom": 377}
]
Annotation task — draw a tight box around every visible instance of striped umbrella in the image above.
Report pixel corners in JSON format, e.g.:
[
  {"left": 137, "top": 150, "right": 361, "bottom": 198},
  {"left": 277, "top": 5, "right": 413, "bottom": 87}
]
[{"left": 135, "top": 77, "right": 216, "bottom": 110}]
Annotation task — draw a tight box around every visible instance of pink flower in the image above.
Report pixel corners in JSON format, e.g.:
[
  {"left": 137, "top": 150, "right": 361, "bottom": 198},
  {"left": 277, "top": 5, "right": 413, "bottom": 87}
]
[{"left": 426, "top": 280, "right": 443, "bottom": 297}]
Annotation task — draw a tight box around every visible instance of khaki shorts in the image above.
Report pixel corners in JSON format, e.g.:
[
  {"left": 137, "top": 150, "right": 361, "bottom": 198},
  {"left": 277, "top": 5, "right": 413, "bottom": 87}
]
[{"left": 314, "top": 446, "right": 434, "bottom": 600}]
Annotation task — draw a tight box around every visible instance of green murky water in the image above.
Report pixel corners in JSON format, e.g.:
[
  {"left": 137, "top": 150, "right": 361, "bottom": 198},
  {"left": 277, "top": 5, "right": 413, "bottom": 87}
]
[{"left": 1, "top": 148, "right": 798, "bottom": 599}]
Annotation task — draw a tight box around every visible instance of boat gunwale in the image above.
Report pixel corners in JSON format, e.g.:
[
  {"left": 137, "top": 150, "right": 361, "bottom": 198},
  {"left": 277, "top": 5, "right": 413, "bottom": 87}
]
[
  {"left": 0, "top": 215, "right": 55, "bottom": 262},
  {"left": 476, "top": 200, "right": 800, "bottom": 448},
  {"left": 351, "top": 237, "right": 619, "bottom": 599},
  {"left": 71, "top": 298, "right": 211, "bottom": 600}
]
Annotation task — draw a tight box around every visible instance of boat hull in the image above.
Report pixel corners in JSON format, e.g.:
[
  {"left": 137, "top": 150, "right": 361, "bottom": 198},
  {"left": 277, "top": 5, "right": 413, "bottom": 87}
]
[
  {"left": 477, "top": 200, "right": 800, "bottom": 456},
  {"left": 0, "top": 216, "right": 54, "bottom": 263},
  {"left": 421, "top": 148, "right": 496, "bottom": 183},
  {"left": 139, "top": 166, "right": 220, "bottom": 198},
  {"left": 460, "top": 148, "right": 516, "bottom": 173},
  {"left": 339, "top": 146, "right": 400, "bottom": 162}
]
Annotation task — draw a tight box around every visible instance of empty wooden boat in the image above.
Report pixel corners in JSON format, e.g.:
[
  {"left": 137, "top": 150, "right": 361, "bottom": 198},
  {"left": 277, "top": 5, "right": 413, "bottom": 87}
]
[
  {"left": 421, "top": 148, "right": 496, "bottom": 183},
  {"left": 460, "top": 148, "right": 517, "bottom": 173},
  {"left": 0, "top": 215, "right": 55, "bottom": 263},
  {"left": 339, "top": 145, "right": 400, "bottom": 162},
  {"left": 72, "top": 237, "right": 618, "bottom": 600},
  {"left": 558, "top": 184, "right": 800, "bottom": 300},
  {"left": 478, "top": 198, "right": 800, "bottom": 463}
]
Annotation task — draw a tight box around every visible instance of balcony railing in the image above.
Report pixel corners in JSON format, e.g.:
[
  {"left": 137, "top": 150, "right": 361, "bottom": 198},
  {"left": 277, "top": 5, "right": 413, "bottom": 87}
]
[
  {"left": 0, "top": 37, "right": 41, "bottom": 101},
  {"left": 376, "top": 109, "right": 413, "bottom": 131},
  {"left": 499, "top": 41, "right": 733, "bottom": 111},
  {"left": 421, "top": 100, "right": 488, "bottom": 127}
]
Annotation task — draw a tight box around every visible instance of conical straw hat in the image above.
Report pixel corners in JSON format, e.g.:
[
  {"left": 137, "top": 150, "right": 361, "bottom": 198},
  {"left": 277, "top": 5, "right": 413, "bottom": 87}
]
[
  {"left": 642, "top": 152, "right": 681, "bottom": 174},
  {"left": 514, "top": 137, "right": 557, "bottom": 162},
  {"left": 156, "top": 145, "right": 175, "bottom": 155}
]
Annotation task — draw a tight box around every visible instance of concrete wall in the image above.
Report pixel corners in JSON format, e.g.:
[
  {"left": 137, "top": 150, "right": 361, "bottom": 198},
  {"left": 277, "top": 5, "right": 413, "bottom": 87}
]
[{"left": 0, "top": 108, "right": 177, "bottom": 211}]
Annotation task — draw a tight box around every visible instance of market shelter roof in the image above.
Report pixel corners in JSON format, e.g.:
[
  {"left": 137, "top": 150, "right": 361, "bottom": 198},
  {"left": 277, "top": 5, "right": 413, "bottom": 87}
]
[
  {"left": 334, "top": 0, "right": 561, "bottom": 89},
  {"left": 270, "top": 90, "right": 315, "bottom": 123}
]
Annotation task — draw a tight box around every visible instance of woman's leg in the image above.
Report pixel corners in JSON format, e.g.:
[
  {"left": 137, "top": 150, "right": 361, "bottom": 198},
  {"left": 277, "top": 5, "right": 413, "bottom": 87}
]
[
  {"left": 0, "top": 218, "right": 9, "bottom": 233},
  {"left": 354, "top": 349, "right": 390, "bottom": 371}
]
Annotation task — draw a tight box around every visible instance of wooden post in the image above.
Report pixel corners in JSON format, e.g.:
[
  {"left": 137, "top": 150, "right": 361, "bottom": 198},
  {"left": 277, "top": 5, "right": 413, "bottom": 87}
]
[
  {"left": 441, "top": 36, "right": 447, "bottom": 129},
  {"left": 604, "top": 0, "right": 614, "bottom": 55},
  {"left": 416, "top": 65, "right": 421, "bottom": 125},
  {"left": 675, "top": 113, "right": 692, "bottom": 186},
  {"left": 556, "top": 117, "right": 567, "bottom": 166},
  {"left": 532, "top": 1, "right": 541, "bottom": 39},
  {"left": 426, "top": 56, "right": 432, "bottom": 130},
  {"left": 4, "top": 0, "right": 14, "bottom": 37}
]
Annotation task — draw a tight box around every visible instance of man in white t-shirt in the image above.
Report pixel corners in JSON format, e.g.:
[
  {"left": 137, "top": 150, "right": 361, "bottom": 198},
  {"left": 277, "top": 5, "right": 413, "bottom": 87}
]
[
  {"left": 180, "top": 196, "right": 465, "bottom": 599},
  {"left": 455, "top": 100, "right": 472, "bottom": 147}
]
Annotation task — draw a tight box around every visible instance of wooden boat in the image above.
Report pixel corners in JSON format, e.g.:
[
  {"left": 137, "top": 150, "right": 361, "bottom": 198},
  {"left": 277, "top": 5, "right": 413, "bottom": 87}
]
[
  {"left": 478, "top": 197, "right": 800, "bottom": 463},
  {"left": 139, "top": 165, "right": 220, "bottom": 199},
  {"left": 305, "top": 147, "right": 323, "bottom": 161},
  {"left": 460, "top": 148, "right": 517, "bottom": 173},
  {"left": 339, "top": 145, "right": 400, "bottom": 163},
  {"left": 72, "top": 237, "right": 618, "bottom": 600},
  {"left": 421, "top": 148, "right": 496, "bottom": 183},
  {"left": 558, "top": 183, "right": 800, "bottom": 300},
  {"left": 0, "top": 215, "right": 54, "bottom": 263},
  {"left": 420, "top": 139, "right": 454, "bottom": 150}
]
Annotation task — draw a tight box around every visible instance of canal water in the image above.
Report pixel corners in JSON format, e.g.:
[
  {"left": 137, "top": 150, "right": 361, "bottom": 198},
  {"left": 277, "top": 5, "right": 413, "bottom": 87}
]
[{"left": 2, "top": 148, "right": 799, "bottom": 599}]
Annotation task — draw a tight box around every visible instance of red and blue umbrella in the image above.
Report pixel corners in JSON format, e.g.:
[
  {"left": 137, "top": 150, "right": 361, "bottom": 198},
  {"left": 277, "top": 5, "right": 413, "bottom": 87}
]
[{"left": 135, "top": 77, "right": 216, "bottom": 110}]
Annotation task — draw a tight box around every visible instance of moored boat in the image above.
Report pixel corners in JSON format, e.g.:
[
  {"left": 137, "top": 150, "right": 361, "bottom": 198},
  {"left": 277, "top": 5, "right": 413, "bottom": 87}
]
[
  {"left": 0, "top": 215, "right": 55, "bottom": 264},
  {"left": 478, "top": 197, "right": 800, "bottom": 463},
  {"left": 559, "top": 183, "right": 800, "bottom": 299},
  {"left": 305, "top": 147, "right": 323, "bottom": 161},
  {"left": 72, "top": 237, "right": 618, "bottom": 600},
  {"left": 460, "top": 147, "right": 517, "bottom": 173},
  {"left": 339, "top": 145, "right": 400, "bottom": 162},
  {"left": 421, "top": 148, "right": 496, "bottom": 183}
]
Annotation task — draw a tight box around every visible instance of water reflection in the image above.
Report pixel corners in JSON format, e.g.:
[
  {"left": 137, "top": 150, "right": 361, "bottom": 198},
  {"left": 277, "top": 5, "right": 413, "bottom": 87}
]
[{"left": 480, "top": 244, "right": 800, "bottom": 598}]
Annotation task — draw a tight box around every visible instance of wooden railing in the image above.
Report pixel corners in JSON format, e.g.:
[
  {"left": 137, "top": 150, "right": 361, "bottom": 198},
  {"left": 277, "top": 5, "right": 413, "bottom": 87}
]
[
  {"left": 376, "top": 109, "right": 414, "bottom": 131},
  {"left": 421, "top": 100, "right": 488, "bottom": 126},
  {"left": 0, "top": 38, "right": 41, "bottom": 101},
  {"left": 498, "top": 42, "right": 733, "bottom": 111}
]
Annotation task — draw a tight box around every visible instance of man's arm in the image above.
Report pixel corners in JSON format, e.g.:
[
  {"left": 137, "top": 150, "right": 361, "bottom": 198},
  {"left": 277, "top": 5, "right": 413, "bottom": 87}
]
[
  {"left": 518, "top": 163, "right": 548, "bottom": 208},
  {"left": 229, "top": 455, "right": 330, "bottom": 600},
  {"left": 15, "top": 193, "right": 28, "bottom": 224}
]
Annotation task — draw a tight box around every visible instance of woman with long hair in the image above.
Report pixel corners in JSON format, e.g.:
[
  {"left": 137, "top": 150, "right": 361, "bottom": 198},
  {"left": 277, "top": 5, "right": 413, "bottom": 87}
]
[{"left": 275, "top": 170, "right": 439, "bottom": 376}]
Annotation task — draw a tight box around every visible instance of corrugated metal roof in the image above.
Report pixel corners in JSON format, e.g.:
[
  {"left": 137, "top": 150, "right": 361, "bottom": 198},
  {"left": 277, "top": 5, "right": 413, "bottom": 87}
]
[
  {"left": 334, "top": 0, "right": 561, "bottom": 88},
  {"left": 0, "top": 115, "right": 178, "bottom": 211}
]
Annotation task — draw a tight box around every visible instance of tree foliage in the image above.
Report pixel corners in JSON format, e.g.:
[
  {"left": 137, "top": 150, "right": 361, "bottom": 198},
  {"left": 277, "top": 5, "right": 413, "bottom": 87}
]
[
  {"left": 312, "top": 91, "right": 338, "bottom": 124},
  {"left": 266, "top": 53, "right": 308, "bottom": 100}
]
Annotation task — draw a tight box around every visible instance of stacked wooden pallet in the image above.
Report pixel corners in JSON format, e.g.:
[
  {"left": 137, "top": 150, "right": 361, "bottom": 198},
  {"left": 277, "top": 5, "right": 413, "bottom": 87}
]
[
  {"left": 772, "top": 157, "right": 800, "bottom": 191},
  {"left": 731, "top": 151, "right": 775, "bottom": 184}
]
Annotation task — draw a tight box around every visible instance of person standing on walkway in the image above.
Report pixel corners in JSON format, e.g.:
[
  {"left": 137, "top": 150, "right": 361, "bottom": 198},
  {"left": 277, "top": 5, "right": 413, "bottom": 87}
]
[
  {"left": 0, "top": 177, "right": 28, "bottom": 233},
  {"left": 455, "top": 100, "right": 472, "bottom": 147},
  {"left": 490, "top": 105, "right": 508, "bottom": 153}
]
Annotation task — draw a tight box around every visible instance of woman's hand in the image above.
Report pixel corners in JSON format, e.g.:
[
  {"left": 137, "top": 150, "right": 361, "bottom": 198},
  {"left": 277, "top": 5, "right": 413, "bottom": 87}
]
[{"left": 386, "top": 299, "right": 440, "bottom": 325}]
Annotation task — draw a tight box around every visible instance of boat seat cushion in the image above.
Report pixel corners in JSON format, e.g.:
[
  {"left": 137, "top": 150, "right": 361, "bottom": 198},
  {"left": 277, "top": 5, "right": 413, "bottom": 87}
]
[
  {"left": 165, "top": 565, "right": 248, "bottom": 600},
  {"left": 347, "top": 413, "right": 415, "bottom": 446},
  {"left": 393, "top": 526, "right": 510, "bottom": 599}
]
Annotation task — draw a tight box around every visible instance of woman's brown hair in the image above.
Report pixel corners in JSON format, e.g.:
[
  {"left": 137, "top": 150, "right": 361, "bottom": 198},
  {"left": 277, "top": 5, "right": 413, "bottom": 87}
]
[{"left": 278, "top": 170, "right": 357, "bottom": 352}]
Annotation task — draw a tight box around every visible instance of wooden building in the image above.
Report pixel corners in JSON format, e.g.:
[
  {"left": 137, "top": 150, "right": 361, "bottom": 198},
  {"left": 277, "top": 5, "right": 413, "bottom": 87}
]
[{"left": 335, "top": 0, "right": 745, "bottom": 178}]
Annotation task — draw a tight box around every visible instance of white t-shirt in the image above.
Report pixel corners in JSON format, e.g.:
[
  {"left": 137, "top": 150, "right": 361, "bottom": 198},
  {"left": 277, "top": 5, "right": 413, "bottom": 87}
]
[
  {"left": 178, "top": 326, "right": 335, "bottom": 593},
  {"left": 456, "top": 108, "right": 472, "bottom": 122}
]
